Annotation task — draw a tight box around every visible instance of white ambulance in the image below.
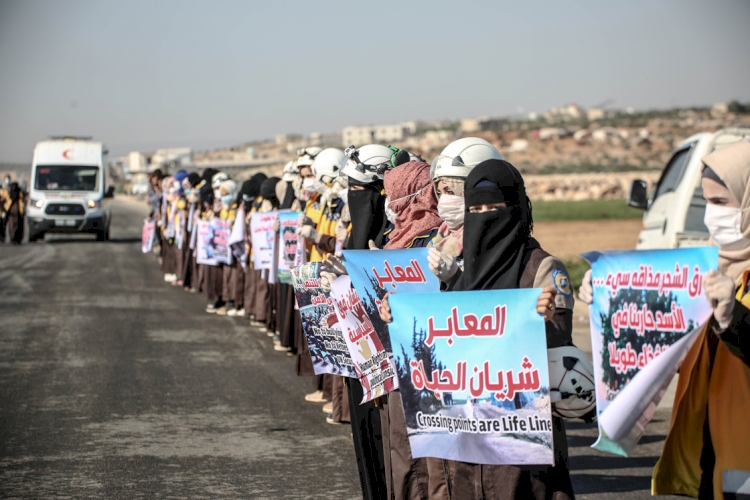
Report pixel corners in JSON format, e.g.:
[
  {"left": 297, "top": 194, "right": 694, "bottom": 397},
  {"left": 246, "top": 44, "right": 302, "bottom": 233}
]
[
  {"left": 628, "top": 128, "right": 750, "bottom": 249},
  {"left": 26, "top": 137, "right": 114, "bottom": 241}
]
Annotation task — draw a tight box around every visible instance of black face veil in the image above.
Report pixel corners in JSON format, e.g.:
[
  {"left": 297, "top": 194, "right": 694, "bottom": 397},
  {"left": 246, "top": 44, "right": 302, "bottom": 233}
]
[
  {"left": 454, "top": 159, "right": 533, "bottom": 291},
  {"left": 346, "top": 179, "right": 387, "bottom": 250}
]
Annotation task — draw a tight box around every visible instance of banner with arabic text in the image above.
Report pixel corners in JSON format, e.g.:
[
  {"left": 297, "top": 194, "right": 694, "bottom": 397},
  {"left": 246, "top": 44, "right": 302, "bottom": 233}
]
[
  {"left": 251, "top": 212, "right": 280, "bottom": 284},
  {"left": 329, "top": 275, "right": 399, "bottom": 403},
  {"left": 388, "top": 288, "right": 553, "bottom": 465},
  {"left": 196, "top": 218, "right": 232, "bottom": 266},
  {"left": 341, "top": 248, "right": 440, "bottom": 355},
  {"left": 278, "top": 211, "right": 304, "bottom": 283},
  {"left": 290, "top": 263, "right": 357, "bottom": 378},
  {"left": 142, "top": 219, "right": 156, "bottom": 253},
  {"left": 582, "top": 247, "right": 717, "bottom": 456}
]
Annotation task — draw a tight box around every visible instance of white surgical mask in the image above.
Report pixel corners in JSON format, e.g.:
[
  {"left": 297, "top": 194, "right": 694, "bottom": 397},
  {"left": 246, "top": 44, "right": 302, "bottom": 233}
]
[
  {"left": 704, "top": 203, "right": 750, "bottom": 249},
  {"left": 437, "top": 194, "right": 465, "bottom": 231},
  {"left": 303, "top": 177, "right": 321, "bottom": 191},
  {"left": 384, "top": 198, "right": 397, "bottom": 224}
]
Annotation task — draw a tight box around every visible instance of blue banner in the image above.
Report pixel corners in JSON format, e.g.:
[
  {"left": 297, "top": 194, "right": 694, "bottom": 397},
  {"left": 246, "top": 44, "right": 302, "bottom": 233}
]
[
  {"left": 342, "top": 248, "right": 440, "bottom": 354},
  {"left": 388, "top": 289, "right": 554, "bottom": 465},
  {"left": 582, "top": 246, "right": 717, "bottom": 456}
]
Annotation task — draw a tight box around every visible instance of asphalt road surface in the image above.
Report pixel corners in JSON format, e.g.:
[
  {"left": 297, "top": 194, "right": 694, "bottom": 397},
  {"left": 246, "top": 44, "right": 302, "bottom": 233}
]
[{"left": 0, "top": 197, "right": 681, "bottom": 499}]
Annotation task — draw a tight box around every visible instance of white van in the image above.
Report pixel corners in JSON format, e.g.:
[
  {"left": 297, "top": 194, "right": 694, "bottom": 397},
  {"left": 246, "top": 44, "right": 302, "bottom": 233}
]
[
  {"left": 628, "top": 128, "right": 750, "bottom": 249},
  {"left": 26, "top": 137, "right": 114, "bottom": 241}
]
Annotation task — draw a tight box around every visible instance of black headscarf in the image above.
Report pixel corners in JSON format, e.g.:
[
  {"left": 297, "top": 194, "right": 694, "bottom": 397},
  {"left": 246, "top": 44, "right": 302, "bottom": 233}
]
[
  {"left": 260, "top": 177, "right": 281, "bottom": 209},
  {"left": 198, "top": 182, "right": 214, "bottom": 209},
  {"left": 237, "top": 173, "right": 267, "bottom": 210},
  {"left": 201, "top": 168, "right": 219, "bottom": 184},
  {"left": 187, "top": 172, "right": 201, "bottom": 187},
  {"left": 346, "top": 179, "right": 387, "bottom": 250},
  {"left": 8, "top": 182, "right": 20, "bottom": 202},
  {"left": 279, "top": 181, "right": 296, "bottom": 210},
  {"left": 454, "top": 159, "right": 534, "bottom": 291}
]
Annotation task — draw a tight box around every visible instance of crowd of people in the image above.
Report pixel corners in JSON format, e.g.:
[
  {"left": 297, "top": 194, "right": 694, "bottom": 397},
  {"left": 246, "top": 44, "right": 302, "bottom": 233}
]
[
  {"left": 143, "top": 137, "right": 750, "bottom": 500},
  {"left": 0, "top": 174, "right": 26, "bottom": 244}
]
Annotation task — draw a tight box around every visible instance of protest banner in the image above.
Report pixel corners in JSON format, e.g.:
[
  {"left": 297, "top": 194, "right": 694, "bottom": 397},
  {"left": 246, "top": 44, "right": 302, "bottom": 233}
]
[
  {"left": 141, "top": 219, "right": 156, "bottom": 253},
  {"left": 388, "top": 288, "right": 553, "bottom": 465},
  {"left": 228, "top": 207, "right": 247, "bottom": 268},
  {"left": 251, "top": 212, "right": 280, "bottom": 283},
  {"left": 341, "top": 248, "right": 440, "bottom": 354},
  {"left": 582, "top": 247, "right": 718, "bottom": 456},
  {"left": 290, "top": 263, "right": 357, "bottom": 378},
  {"left": 277, "top": 211, "right": 304, "bottom": 283},
  {"left": 196, "top": 218, "right": 232, "bottom": 266},
  {"left": 329, "top": 275, "right": 399, "bottom": 403}
]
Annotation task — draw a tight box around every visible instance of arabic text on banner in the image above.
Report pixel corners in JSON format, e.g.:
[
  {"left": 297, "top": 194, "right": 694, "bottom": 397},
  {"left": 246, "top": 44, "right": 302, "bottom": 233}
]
[
  {"left": 582, "top": 247, "right": 718, "bottom": 456},
  {"left": 290, "top": 263, "right": 357, "bottom": 378},
  {"left": 277, "top": 211, "right": 304, "bottom": 284},
  {"left": 341, "top": 248, "right": 440, "bottom": 355},
  {"left": 196, "top": 218, "right": 232, "bottom": 266},
  {"left": 250, "top": 212, "right": 279, "bottom": 277},
  {"left": 141, "top": 220, "right": 156, "bottom": 254},
  {"left": 329, "top": 275, "right": 398, "bottom": 403},
  {"left": 388, "top": 289, "right": 553, "bottom": 465}
]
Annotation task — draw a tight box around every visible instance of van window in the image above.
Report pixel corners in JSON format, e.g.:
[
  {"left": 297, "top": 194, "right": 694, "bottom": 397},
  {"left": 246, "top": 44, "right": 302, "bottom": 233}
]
[
  {"left": 35, "top": 165, "right": 99, "bottom": 191},
  {"left": 652, "top": 146, "right": 693, "bottom": 201}
]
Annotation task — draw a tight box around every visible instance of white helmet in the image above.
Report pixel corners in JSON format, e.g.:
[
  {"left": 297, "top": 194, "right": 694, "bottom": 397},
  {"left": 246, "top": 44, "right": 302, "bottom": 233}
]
[
  {"left": 430, "top": 137, "right": 503, "bottom": 181},
  {"left": 282, "top": 160, "right": 298, "bottom": 182},
  {"left": 211, "top": 172, "right": 229, "bottom": 189},
  {"left": 311, "top": 148, "right": 345, "bottom": 183},
  {"left": 547, "top": 346, "right": 596, "bottom": 422},
  {"left": 296, "top": 147, "right": 323, "bottom": 168},
  {"left": 219, "top": 179, "right": 237, "bottom": 198},
  {"left": 340, "top": 144, "right": 410, "bottom": 184}
]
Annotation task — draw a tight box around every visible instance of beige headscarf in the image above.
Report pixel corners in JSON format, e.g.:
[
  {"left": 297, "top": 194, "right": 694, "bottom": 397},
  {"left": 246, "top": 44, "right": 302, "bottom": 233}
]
[{"left": 702, "top": 140, "right": 750, "bottom": 281}]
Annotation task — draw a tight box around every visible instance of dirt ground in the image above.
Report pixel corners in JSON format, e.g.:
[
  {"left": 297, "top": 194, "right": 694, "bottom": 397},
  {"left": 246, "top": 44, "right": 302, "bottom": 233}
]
[
  {"left": 532, "top": 218, "right": 642, "bottom": 259},
  {"left": 532, "top": 218, "right": 643, "bottom": 357}
]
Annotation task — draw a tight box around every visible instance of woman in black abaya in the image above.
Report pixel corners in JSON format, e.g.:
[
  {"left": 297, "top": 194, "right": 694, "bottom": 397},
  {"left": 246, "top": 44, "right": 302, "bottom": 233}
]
[{"left": 382, "top": 159, "right": 577, "bottom": 500}]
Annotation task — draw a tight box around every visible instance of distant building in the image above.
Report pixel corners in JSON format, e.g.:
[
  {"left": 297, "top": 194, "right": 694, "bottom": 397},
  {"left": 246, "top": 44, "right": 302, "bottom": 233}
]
[
  {"left": 460, "top": 117, "right": 503, "bottom": 133},
  {"left": 128, "top": 151, "right": 148, "bottom": 173},
  {"left": 276, "top": 133, "right": 303, "bottom": 145},
  {"left": 537, "top": 127, "right": 570, "bottom": 140},
  {"left": 587, "top": 108, "right": 605, "bottom": 121},
  {"left": 309, "top": 131, "right": 343, "bottom": 148},
  {"left": 544, "top": 103, "right": 583, "bottom": 123},
  {"left": 342, "top": 124, "right": 412, "bottom": 147},
  {"left": 711, "top": 103, "right": 729, "bottom": 117},
  {"left": 151, "top": 148, "right": 193, "bottom": 172}
]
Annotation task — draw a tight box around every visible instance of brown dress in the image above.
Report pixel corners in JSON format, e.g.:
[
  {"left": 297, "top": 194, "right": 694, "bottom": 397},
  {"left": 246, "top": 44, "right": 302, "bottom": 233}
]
[{"left": 382, "top": 247, "right": 577, "bottom": 500}]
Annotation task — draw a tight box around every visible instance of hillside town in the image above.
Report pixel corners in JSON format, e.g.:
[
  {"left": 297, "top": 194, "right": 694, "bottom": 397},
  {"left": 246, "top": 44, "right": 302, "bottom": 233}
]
[{"left": 104, "top": 101, "right": 750, "bottom": 202}]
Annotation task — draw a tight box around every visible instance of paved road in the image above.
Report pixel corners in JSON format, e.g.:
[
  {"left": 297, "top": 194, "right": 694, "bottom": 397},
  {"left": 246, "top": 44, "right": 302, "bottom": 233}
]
[{"left": 0, "top": 197, "right": 680, "bottom": 499}]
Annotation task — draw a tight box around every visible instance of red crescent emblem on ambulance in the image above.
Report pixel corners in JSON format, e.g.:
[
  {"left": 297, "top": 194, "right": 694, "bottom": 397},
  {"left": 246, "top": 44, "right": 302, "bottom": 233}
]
[{"left": 62, "top": 149, "right": 73, "bottom": 160}]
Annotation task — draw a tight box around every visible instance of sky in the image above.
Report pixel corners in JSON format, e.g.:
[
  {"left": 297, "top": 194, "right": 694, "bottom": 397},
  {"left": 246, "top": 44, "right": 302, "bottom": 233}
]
[{"left": 1, "top": 0, "right": 749, "bottom": 162}]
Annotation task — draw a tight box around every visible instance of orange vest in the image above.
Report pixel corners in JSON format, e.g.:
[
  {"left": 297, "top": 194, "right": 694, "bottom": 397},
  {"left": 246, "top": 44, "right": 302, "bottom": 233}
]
[{"left": 652, "top": 269, "right": 750, "bottom": 499}]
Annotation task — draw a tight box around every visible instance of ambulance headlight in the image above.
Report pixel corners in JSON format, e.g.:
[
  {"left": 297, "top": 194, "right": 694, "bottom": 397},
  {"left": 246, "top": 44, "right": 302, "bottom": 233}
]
[
  {"left": 87, "top": 199, "right": 101, "bottom": 209},
  {"left": 31, "top": 198, "right": 44, "bottom": 208}
]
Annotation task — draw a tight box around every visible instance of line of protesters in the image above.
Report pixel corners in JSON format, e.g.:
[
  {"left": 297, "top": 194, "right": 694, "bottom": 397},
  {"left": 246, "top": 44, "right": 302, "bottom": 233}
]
[{"left": 143, "top": 138, "right": 750, "bottom": 500}]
